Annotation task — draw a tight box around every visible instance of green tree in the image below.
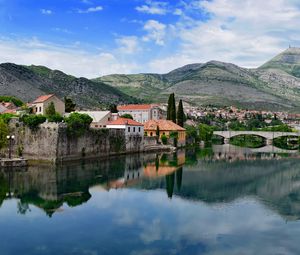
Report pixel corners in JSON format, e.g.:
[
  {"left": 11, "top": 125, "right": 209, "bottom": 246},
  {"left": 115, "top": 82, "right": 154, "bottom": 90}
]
[
  {"left": 45, "top": 102, "right": 56, "bottom": 116},
  {"left": 110, "top": 104, "right": 118, "bottom": 113},
  {"left": 176, "top": 99, "right": 185, "bottom": 127},
  {"left": 64, "top": 97, "right": 76, "bottom": 113},
  {"left": 161, "top": 134, "right": 168, "bottom": 145},
  {"left": 0, "top": 119, "right": 9, "bottom": 149},
  {"left": 167, "top": 93, "right": 176, "bottom": 123},
  {"left": 21, "top": 115, "right": 47, "bottom": 130},
  {"left": 199, "top": 123, "right": 214, "bottom": 142},
  {"left": 121, "top": 114, "right": 133, "bottom": 119},
  {"left": 156, "top": 125, "right": 160, "bottom": 142},
  {"left": 64, "top": 112, "right": 93, "bottom": 137}
]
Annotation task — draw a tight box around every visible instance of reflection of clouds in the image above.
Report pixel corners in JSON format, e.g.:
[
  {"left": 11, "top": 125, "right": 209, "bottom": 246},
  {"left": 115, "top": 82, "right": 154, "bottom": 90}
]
[
  {"left": 86, "top": 188, "right": 300, "bottom": 254},
  {"left": 139, "top": 218, "right": 162, "bottom": 244},
  {"left": 115, "top": 208, "right": 138, "bottom": 226}
]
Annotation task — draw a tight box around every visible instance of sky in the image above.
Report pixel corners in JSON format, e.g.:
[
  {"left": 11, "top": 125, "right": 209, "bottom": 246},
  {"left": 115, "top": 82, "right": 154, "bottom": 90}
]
[{"left": 0, "top": 0, "right": 300, "bottom": 78}]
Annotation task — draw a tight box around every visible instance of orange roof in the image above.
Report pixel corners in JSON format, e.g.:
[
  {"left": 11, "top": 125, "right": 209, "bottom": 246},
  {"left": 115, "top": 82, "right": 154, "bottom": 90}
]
[
  {"left": 117, "top": 104, "right": 158, "bottom": 111},
  {"left": 33, "top": 94, "right": 54, "bottom": 103},
  {"left": 0, "top": 102, "right": 15, "bottom": 109},
  {"left": 144, "top": 120, "right": 185, "bottom": 131},
  {"left": 107, "top": 117, "right": 144, "bottom": 126}
]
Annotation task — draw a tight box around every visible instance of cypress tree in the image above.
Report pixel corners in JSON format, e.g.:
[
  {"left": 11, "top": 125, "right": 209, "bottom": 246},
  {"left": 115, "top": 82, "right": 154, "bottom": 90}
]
[
  {"left": 167, "top": 93, "right": 176, "bottom": 123},
  {"left": 177, "top": 99, "right": 185, "bottom": 127}
]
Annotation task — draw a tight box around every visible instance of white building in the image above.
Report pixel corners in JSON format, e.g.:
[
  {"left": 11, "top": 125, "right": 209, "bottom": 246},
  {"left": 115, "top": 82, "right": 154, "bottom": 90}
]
[
  {"left": 106, "top": 117, "right": 144, "bottom": 151},
  {"left": 77, "top": 111, "right": 112, "bottom": 128},
  {"left": 117, "top": 104, "right": 162, "bottom": 124}
]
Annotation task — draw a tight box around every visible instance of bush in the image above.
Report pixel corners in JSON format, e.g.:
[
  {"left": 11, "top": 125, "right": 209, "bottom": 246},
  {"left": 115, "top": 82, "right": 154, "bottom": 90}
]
[
  {"left": 0, "top": 96, "right": 24, "bottom": 107},
  {"left": 121, "top": 114, "right": 133, "bottom": 119},
  {"left": 161, "top": 134, "right": 168, "bottom": 145},
  {"left": 64, "top": 112, "right": 93, "bottom": 137},
  {"left": 21, "top": 115, "right": 46, "bottom": 130},
  {"left": 0, "top": 113, "right": 16, "bottom": 124},
  {"left": 0, "top": 119, "right": 9, "bottom": 149},
  {"left": 47, "top": 113, "right": 63, "bottom": 123}
]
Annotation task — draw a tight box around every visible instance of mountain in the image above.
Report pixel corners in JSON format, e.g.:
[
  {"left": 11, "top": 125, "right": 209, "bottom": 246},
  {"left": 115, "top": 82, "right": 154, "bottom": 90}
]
[
  {"left": 96, "top": 48, "right": 300, "bottom": 111},
  {"left": 0, "top": 63, "right": 139, "bottom": 109}
]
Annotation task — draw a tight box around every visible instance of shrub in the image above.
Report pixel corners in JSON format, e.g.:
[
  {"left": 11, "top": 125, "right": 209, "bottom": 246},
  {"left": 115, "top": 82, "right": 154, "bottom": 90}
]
[
  {"left": 161, "top": 134, "right": 168, "bottom": 145},
  {"left": 47, "top": 113, "right": 63, "bottom": 123},
  {"left": 64, "top": 112, "right": 93, "bottom": 137},
  {"left": 45, "top": 102, "right": 56, "bottom": 116},
  {"left": 121, "top": 114, "right": 133, "bottom": 119},
  {"left": 0, "top": 113, "right": 16, "bottom": 124},
  {"left": 0, "top": 96, "right": 24, "bottom": 107},
  {"left": 21, "top": 115, "right": 46, "bottom": 130},
  {"left": 0, "top": 119, "right": 9, "bottom": 149}
]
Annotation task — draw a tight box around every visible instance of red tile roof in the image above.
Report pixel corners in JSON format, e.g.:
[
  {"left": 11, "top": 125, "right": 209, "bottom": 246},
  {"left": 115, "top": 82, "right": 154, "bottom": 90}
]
[
  {"left": 0, "top": 102, "right": 16, "bottom": 109},
  {"left": 117, "top": 104, "right": 158, "bottom": 111},
  {"left": 33, "top": 94, "right": 54, "bottom": 103},
  {"left": 107, "top": 117, "right": 144, "bottom": 126},
  {"left": 144, "top": 120, "right": 185, "bottom": 131}
]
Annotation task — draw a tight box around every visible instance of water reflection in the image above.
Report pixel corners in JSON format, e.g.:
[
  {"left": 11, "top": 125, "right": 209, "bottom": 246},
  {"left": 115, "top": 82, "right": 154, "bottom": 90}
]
[{"left": 1, "top": 147, "right": 300, "bottom": 254}]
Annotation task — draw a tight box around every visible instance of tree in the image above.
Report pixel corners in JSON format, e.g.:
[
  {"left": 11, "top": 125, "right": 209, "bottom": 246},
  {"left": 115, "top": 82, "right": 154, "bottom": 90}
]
[
  {"left": 167, "top": 93, "right": 176, "bottom": 123},
  {"left": 0, "top": 119, "right": 9, "bottom": 149},
  {"left": 121, "top": 114, "right": 133, "bottom": 119},
  {"left": 45, "top": 102, "right": 56, "bottom": 116},
  {"left": 64, "top": 112, "right": 93, "bottom": 137},
  {"left": 110, "top": 104, "right": 118, "bottom": 113},
  {"left": 156, "top": 125, "right": 160, "bottom": 142},
  {"left": 177, "top": 99, "right": 185, "bottom": 127},
  {"left": 64, "top": 97, "right": 76, "bottom": 113}
]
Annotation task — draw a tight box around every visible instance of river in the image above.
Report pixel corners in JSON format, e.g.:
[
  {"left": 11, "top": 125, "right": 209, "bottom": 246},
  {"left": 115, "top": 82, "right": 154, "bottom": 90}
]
[{"left": 1, "top": 145, "right": 300, "bottom": 255}]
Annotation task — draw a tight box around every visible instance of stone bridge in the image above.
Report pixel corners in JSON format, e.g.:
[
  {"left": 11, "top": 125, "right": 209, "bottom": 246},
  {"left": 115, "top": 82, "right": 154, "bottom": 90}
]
[{"left": 213, "top": 131, "right": 300, "bottom": 145}]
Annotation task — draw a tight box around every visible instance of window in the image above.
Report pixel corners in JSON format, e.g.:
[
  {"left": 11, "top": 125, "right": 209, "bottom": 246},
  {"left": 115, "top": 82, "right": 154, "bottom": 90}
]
[
  {"left": 150, "top": 132, "right": 153, "bottom": 136},
  {"left": 39, "top": 107, "right": 42, "bottom": 112},
  {"left": 139, "top": 127, "right": 141, "bottom": 132},
  {"left": 133, "top": 127, "right": 136, "bottom": 132},
  {"left": 128, "top": 127, "right": 130, "bottom": 132}
]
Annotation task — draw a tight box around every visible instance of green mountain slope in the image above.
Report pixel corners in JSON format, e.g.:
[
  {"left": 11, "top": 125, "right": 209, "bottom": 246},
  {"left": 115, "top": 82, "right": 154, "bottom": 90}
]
[
  {"left": 259, "top": 47, "right": 300, "bottom": 77},
  {"left": 0, "top": 63, "right": 139, "bottom": 109},
  {"left": 95, "top": 48, "right": 300, "bottom": 111}
]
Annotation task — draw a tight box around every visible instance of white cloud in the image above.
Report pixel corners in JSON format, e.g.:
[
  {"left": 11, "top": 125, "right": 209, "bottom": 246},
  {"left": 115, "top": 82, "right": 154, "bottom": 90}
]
[
  {"left": 136, "top": 1, "right": 168, "bottom": 15},
  {"left": 142, "top": 20, "right": 166, "bottom": 45},
  {"left": 146, "top": 0, "right": 300, "bottom": 72},
  {"left": 41, "top": 9, "right": 52, "bottom": 15},
  {"left": 116, "top": 36, "right": 140, "bottom": 54},
  {"left": 0, "top": 37, "right": 138, "bottom": 78},
  {"left": 78, "top": 6, "right": 103, "bottom": 13}
]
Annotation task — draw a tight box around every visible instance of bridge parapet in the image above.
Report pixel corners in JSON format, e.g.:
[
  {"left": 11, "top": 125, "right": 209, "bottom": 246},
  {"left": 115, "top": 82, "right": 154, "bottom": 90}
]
[{"left": 213, "top": 131, "right": 300, "bottom": 140}]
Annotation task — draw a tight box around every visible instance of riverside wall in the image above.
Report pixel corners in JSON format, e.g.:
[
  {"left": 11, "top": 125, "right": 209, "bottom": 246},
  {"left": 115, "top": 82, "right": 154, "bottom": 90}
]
[{"left": 8, "top": 119, "right": 144, "bottom": 163}]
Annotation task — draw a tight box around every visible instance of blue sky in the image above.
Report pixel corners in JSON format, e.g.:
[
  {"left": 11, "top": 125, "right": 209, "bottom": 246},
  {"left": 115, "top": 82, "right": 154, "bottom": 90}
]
[{"left": 0, "top": 0, "right": 299, "bottom": 77}]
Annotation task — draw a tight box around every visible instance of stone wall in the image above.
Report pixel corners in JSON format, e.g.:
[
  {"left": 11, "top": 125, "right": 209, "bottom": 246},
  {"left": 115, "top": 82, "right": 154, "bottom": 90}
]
[{"left": 8, "top": 119, "right": 144, "bottom": 163}]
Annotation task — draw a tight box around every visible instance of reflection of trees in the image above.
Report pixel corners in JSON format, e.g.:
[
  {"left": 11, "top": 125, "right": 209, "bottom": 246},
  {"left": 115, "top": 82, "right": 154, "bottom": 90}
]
[
  {"left": 176, "top": 167, "right": 183, "bottom": 192},
  {"left": 166, "top": 173, "right": 175, "bottom": 198},
  {"left": 139, "top": 157, "right": 300, "bottom": 221}
]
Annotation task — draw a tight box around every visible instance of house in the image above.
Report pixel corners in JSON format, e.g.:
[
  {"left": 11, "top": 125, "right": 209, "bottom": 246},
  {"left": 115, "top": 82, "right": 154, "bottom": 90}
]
[
  {"left": 107, "top": 118, "right": 144, "bottom": 151},
  {"left": 31, "top": 94, "right": 65, "bottom": 115},
  {"left": 144, "top": 119, "right": 186, "bottom": 146},
  {"left": 0, "top": 102, "right": 17, "bottom": 114},
  {"left": 77, "top": 111, "right": 112, "bottom": 128},
  {"left": 117, "top": 104, "right": 162, "bottom": 123}
]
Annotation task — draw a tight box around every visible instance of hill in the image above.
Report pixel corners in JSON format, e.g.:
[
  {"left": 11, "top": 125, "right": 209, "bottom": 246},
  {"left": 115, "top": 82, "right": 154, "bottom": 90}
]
[
  {"left": 96, "top": 48, "right": 300, "bottom": 111},
  {"left": 0, "top": 63, "right": 139, "bottom": 109}
]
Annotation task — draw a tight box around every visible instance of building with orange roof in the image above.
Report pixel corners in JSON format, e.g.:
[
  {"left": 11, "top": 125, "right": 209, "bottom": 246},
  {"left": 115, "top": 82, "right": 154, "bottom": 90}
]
[
  {"left": 117, "top": 104, "right": 162, "bottom": 123},
  {"left": 0, "top": 101, "right": 17, "bottom": 113},
  {"left": 31, "top": 94, "right": 65, "bottom": 115},
  {"left": 107, "top": 117, "right": 144, "bottom": 151},
  {"left": 144, "top": 119, "right": 186, "bottom": 146}
]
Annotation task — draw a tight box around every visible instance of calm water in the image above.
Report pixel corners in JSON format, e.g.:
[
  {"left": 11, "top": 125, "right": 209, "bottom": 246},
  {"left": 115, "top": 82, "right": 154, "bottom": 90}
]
[{"left": 1, "top": 145, "right": 300, "bottom": 255}]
